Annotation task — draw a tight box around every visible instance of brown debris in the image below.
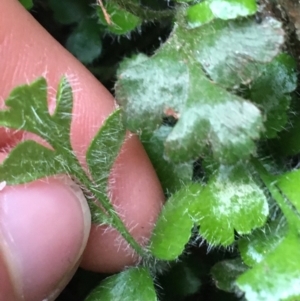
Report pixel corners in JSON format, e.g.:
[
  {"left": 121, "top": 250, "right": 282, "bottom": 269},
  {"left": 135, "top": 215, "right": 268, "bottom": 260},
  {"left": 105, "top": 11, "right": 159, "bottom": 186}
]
[{"left": 97, "top": 0, "right": 112, "bottom": 25}]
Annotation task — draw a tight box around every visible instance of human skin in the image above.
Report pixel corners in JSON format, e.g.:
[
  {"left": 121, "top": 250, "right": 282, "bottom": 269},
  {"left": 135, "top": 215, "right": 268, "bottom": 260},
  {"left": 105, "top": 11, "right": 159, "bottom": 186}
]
[{"left": 0, "top": 1, "right": 164, "bottom": 300}]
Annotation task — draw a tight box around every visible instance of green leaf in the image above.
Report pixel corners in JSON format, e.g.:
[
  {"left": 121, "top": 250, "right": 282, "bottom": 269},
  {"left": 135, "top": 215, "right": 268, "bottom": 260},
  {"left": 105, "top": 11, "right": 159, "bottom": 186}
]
[
  {"left": 86, "top": 109, "right": 126, "bottom": 194},
  {"left": 187, "top": 0, "right": 257, "bottom": 27},
  {"left": 276, "top": 169, "right": 300, "bottom": 228},
  {"left": 85, "top": 267, "right": 157, "bottom": 301},
  {"left": 0, "top": 140, "right": 63, "bottom": 185},
  {"left": 48, "top": 0, "right": 91, "bottom": 25},
  {"left": 19, "top": 0, "right": 33, "bottom": 10},
  {"left": 97, "top": 2, "right": 141, "bottom": 35},
  {"left": 116, "top": 50, "right": 263, "bottom": 164},
  {"left": 0, "top": 76, "right": 79, "bottom": 185},
  {"left": 0, "top": 76, "right": 144, "bottom": 256},
  {"left": 0, "top": 77, "right": 50, "bottom": 135},
  {"left": 52, "top": 76, "right": 73, "bottom": 135},
  {"left": 150, "top": 163, "right": 268, "bottom": 257},
  {"left": 105, "top": 0, "right": 173, "bottom": 21},
  {"left": 211, "top": 258, "right": 248, "bottom": 293},
  {"left": 208, "top": 0, "right": 257, "bottom": 19},
  {"left": 191, "top": 164, "right": 269, "bottom": 246},
  {"left": 237, "top": 233, "right": 300, "bottom": 301},
  {"left": 116, "top": 16, "right": 284, "bottom": 163},
  {"left": 0, "top": 77, "right": 73, "bottom": 148},
  {"left": 183, "top": 18, "right": 284, "bottom": 88},
  {"left": 66, "top": 18, "right": 103, "bottom": 64},
  {"left": 149, "top": 184, "right": 202, "bottom": 260},
  {"left": 186, "top": 2, "right": 215, "bottom": 26},
  {"left": 236, "top": 161, "right": 300, "bottom": 301},
  {"left": 248, "top": 54, "right": 297, "bottom": 138},
  {"left": 141, "top": 126, "right": 193, "bottom": 194},
  {"left": 238, "top": 218, "right": 287, "bottom": 267}
]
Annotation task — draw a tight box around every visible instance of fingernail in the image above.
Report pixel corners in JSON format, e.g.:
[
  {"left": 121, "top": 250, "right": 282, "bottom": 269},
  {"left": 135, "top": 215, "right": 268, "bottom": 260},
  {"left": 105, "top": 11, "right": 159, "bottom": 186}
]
[{"left": 0, "top": 177, "right": 91, "bottom": 301}]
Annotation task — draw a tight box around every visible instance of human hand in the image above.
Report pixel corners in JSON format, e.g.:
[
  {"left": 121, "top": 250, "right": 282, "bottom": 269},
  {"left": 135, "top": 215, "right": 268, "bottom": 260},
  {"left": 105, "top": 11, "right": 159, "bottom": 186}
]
[{"left": 0, "top": 1, "right": 164, "bottom": 300}]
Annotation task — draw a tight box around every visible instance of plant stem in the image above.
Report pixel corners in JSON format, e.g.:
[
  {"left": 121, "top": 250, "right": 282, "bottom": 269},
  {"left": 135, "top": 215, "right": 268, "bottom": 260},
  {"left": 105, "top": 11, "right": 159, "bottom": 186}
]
[
  {"left": 70, "top": 158, "right": 146, "bottom": 257},
  {"left": 251, "top": 157, "right": 284, "bottom": 208},
  {"left": 50, "top": 127, "right": 146, "bottom": 256},
  {"left": 251, "top": 157, "right": 298, "bottom": 226}
]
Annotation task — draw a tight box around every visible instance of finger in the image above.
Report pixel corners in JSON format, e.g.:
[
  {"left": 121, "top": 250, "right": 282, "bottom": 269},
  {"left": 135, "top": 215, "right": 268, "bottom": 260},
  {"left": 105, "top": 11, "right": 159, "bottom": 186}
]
[
  {"left": 0, "top": 0, "right": 164, "bottom": 273},
  {"left": 0, "top": 0, "right": 114, "bottom": 151},
  {"left": 0, "top": 153, "right": 91, "bottom": 301}
]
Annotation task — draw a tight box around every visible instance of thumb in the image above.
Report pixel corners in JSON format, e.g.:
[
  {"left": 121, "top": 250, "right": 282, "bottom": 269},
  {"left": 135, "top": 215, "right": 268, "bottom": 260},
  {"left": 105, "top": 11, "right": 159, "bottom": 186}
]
[{"left": 0, "top": 154, "right": 91, "bottom": 301}]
